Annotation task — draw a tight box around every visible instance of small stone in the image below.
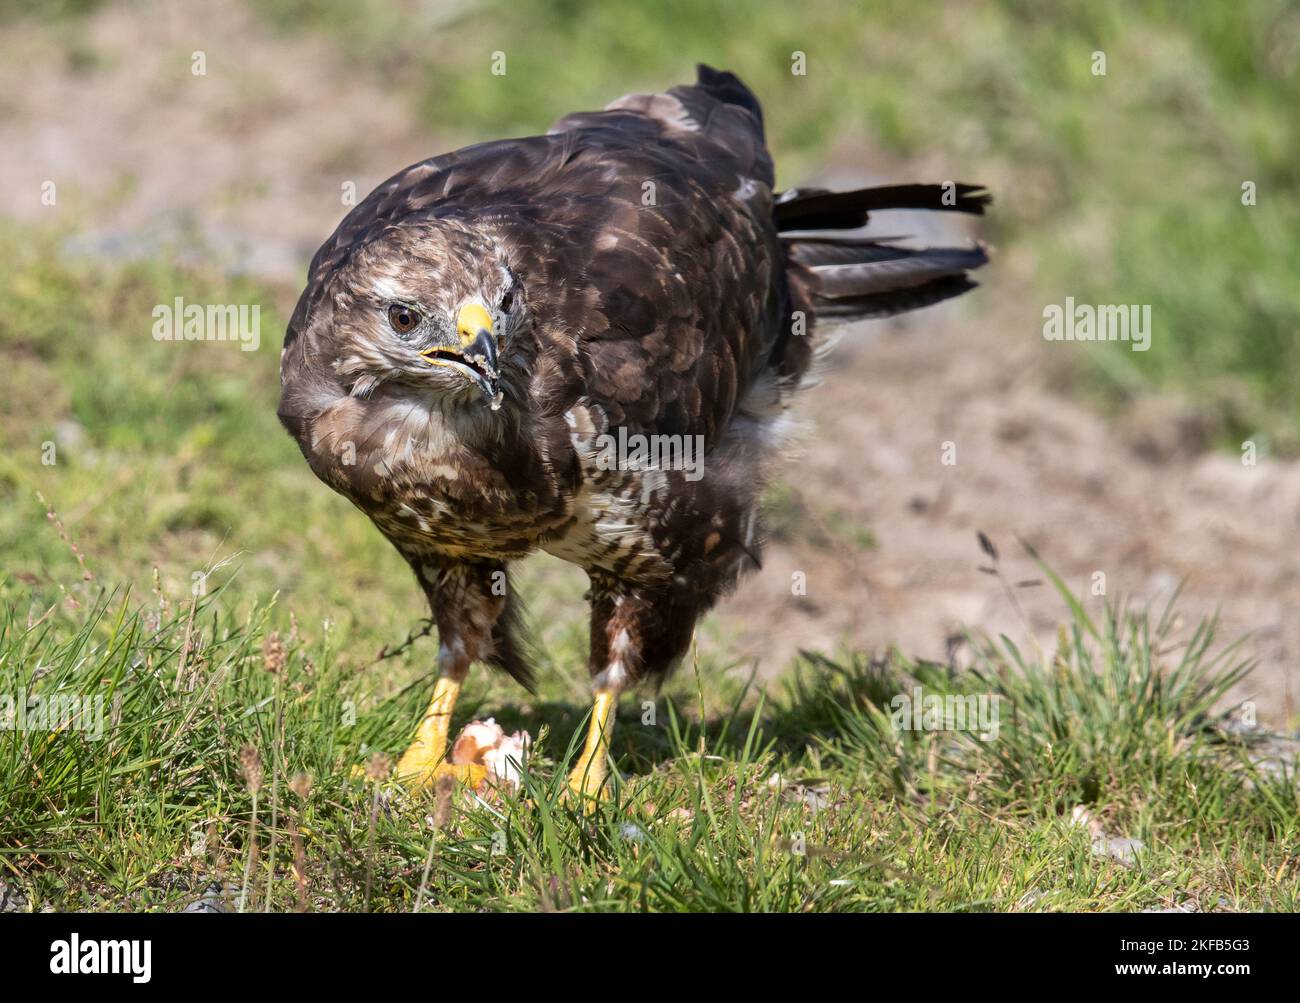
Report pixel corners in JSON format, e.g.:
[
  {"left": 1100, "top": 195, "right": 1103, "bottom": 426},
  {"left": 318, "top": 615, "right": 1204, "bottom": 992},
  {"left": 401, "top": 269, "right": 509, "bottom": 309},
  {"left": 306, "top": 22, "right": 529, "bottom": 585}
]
[{"left": 181, "top": 880, "right": 235, "bottom": 914}]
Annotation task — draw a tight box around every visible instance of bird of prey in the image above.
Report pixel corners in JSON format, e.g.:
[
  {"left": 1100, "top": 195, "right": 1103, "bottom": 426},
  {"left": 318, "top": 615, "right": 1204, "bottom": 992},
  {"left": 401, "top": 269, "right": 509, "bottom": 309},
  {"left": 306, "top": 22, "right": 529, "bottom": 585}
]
[{"left": 278, "top": 66, "right": 988, "bottom": 802}]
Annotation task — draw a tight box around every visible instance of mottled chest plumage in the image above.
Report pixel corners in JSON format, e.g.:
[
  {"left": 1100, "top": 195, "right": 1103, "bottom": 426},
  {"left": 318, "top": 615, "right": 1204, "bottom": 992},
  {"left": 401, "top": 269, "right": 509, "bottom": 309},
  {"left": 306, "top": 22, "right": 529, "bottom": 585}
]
[
  {"left": 365, "top": 482, "right": 570, "bottom": 561},
  {"left": 299, "top": 391, "right": 577, "bottom": 561}
]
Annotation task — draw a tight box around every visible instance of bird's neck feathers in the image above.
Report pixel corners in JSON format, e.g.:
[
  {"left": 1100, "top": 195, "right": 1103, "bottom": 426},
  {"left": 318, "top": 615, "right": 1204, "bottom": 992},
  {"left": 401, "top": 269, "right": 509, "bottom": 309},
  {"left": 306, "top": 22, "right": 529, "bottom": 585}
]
[{"left": 300, "top": 382, "right": 534, "bottom": 500}]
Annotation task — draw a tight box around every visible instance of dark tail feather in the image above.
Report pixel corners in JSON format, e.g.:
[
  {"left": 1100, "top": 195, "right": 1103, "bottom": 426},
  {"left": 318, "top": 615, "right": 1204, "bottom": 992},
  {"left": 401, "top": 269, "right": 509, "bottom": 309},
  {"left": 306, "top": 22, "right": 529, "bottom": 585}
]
[
  {"left": 812, "top": 274, "right": 980, "bottom": 319},
  {"left": 786, "top": 238, "right": 989, "bottom": 322},
  {"left": 800, "top": 245, "right": 989, "bottom": 299},
  {"left": 779, "top": 181, "right": 991, "bottom": 323},
  {"left": 775, "top": 182, "right": 991, "bottom": 231}
]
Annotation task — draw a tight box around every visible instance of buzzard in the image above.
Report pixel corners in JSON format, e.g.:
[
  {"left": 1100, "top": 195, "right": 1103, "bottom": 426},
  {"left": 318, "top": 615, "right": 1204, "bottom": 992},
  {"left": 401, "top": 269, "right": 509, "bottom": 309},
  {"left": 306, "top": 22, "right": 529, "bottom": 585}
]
[{"left": 278, "top": 66, "right": 989, "bottom": 801}]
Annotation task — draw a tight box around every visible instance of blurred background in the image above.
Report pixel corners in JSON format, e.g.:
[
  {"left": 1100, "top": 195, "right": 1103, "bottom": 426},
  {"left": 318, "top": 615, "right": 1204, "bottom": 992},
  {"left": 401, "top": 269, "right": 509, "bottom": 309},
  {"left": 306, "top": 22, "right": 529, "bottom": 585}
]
[{"left": 1, "top": 0, "right": 1297, "bottom": 724}]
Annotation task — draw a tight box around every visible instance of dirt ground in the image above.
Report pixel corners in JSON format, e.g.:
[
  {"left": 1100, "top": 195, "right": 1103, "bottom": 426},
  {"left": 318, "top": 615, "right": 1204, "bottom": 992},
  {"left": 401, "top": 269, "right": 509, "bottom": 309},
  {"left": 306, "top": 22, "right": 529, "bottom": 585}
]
[
  {"left": 721, "top": 303, "right": 1300, "bottom": 727},
  {"left": 4, "top": 1, "right": 1296, "bottom": 724}
]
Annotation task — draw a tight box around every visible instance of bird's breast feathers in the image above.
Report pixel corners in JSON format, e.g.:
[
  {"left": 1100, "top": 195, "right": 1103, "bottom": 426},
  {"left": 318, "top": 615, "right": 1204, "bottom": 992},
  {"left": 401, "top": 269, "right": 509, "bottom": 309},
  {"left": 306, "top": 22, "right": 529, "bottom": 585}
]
[{"left": 299, "top": 387, "right": 677, "bottom": 574}]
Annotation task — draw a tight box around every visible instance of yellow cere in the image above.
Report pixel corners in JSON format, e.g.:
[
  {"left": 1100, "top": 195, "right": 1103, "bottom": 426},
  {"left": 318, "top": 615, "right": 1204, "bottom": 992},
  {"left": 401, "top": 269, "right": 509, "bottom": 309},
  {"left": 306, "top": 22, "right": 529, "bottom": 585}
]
[{"left": 456, "top": 302, "right": 494, "bottom": 346}]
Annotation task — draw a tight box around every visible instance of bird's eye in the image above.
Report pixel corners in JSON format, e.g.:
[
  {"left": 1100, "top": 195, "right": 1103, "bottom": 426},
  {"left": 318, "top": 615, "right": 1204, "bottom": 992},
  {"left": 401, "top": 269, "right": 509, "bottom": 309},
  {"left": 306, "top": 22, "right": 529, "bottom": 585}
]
[
  {"left": 387, "top": 304, "right": 421, "bottom": 336},
  {"left": 499, "top": 287, "right": 515, "bottom": 313}
]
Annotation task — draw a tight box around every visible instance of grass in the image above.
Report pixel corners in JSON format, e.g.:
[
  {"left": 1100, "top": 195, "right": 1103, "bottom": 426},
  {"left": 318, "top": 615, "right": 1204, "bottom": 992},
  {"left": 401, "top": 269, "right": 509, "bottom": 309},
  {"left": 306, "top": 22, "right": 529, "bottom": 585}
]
[{"left": 2, "top": 564, "right": 1295, "bottom": 912}]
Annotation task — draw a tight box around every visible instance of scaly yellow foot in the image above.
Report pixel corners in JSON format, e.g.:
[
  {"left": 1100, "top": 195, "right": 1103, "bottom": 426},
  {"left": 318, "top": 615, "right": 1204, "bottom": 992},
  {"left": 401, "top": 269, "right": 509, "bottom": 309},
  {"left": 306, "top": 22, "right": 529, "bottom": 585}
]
[
  {"left": 392, "top": 675, "right": 485, "bottom": 791},
  {"left": 564, "top": 689, "right": 618, "bottom": 809}
]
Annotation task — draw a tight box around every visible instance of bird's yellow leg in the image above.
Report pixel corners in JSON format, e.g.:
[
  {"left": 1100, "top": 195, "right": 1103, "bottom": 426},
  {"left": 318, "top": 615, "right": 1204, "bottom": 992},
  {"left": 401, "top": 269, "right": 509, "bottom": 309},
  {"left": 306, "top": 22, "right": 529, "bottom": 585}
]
[
  {"left": 565, "top": 689, "right": 619, "bottom": 804},
  {"left": 394, "top": 674, "right": 485, "bottom": 791}
]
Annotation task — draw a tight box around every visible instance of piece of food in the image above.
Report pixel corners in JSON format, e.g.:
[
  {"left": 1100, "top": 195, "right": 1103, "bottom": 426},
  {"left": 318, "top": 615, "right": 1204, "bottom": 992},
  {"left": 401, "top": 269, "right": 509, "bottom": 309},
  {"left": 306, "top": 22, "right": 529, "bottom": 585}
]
[{"left": 450, "top": 718, "right": 530, "bottom": 793}]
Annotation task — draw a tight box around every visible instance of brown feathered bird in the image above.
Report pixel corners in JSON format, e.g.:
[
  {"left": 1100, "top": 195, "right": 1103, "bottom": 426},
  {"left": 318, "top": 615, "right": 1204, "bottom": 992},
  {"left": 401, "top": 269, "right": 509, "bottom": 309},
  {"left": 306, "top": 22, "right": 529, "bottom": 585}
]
[{"left": 278, "top": 66, "right": 989, "bottom": 801}]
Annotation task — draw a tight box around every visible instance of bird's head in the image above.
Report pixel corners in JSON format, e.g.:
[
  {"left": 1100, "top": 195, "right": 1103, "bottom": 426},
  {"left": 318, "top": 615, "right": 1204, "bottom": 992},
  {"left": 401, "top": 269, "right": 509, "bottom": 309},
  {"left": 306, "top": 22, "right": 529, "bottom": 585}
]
[{"left": 299, "top": 222, "right": 525, "bottom": 410}]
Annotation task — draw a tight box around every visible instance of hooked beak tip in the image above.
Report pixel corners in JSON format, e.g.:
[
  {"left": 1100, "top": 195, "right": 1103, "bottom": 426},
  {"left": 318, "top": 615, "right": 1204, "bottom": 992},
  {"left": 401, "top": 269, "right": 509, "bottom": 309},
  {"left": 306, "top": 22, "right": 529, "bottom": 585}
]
[
  {"left": 463, "top": 328, "right": 499, "bottom": 379},
  {"left": 419, "top": 328, "right": 499, "bottom": 400}
]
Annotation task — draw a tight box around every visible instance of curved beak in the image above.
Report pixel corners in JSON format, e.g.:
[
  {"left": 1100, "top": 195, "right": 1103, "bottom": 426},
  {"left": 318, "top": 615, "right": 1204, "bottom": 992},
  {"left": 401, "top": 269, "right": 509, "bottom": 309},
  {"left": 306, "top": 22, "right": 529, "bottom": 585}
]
[
  {"left": 419, "top": 302, "right": 499, "bottom": 399},
  {"left": 456, "top": 302, "right": 498, "bottom": 375}
]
